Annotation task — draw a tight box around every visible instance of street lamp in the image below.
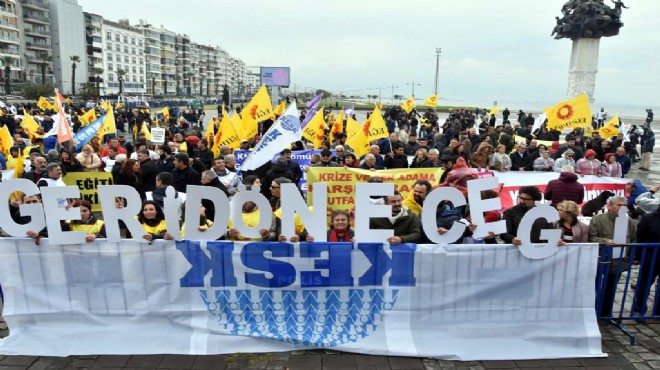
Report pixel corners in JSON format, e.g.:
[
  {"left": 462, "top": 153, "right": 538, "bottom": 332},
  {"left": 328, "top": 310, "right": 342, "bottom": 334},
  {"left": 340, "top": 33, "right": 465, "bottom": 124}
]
[
  {"left": 434, "top": 48, "right": 441, "bottom": 96},
  {"left": 406, "top": 81, "right": 421, "bottom": 98}
]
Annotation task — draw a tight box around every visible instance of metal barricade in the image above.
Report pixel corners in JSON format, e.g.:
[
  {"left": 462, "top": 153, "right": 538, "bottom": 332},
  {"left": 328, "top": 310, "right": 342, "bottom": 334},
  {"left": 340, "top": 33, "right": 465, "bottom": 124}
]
[{"left": 596, "top": 243, "right": 660, "bottom": 345}]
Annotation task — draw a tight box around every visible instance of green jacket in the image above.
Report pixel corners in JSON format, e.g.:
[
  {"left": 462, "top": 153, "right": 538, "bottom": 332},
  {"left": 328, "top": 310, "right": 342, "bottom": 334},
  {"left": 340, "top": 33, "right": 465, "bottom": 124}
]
[{"left": 588, "top": 211, "right": 636, "bottom": 244}]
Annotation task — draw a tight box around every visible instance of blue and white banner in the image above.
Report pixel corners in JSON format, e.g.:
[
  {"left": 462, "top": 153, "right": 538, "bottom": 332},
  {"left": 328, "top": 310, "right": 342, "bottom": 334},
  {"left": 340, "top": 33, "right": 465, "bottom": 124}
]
[
  {"left": 72, "top": 114, "right": 107, "bottom": 151},
  {"left": 0, "top": 239, "right": 603, "bottom": 359}
]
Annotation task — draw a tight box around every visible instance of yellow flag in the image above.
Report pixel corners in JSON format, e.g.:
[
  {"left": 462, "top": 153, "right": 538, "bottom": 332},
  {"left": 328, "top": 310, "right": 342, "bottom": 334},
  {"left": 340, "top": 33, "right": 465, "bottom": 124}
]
[
  {"left": 230, "top": 112, "right": 242, "bottom": 131},
  {"left": 101, "top": 101, "right": 112, "bottom": 111},
  {"left": 21, "top": 109, "right": 40, "bottom": 139},
  {"left": 363, "top": 105, "right": 389, "bottom": 142},
  {"left": 302, "top": 109, "right": 326, "bottom": 149},
  {"left": 401, "top": 96, "right": 415, "bottom": 114},
  {"left": 240, "top": 85, "right": 273, "bottom": 140},
  {"left": 212, "top": 108, "right": 241, "bottom": 156},
  {"left": 37, "top": 97, "right": 53, "bottom": 110},
  {"left": 0, "top": 124, "right": 13, "bottom": 155},
  {"left": 330, "top": 110, "right": 344, "bottom": 138},
  {"left": 141, "top": 122, "right": 152, "bottom": 141},
  {"left": 599, "top": 115, "right": 620, "bottom": 139},
  {"left": 79, "top": 109, "right": 97, "bottom": 126},
  {"left": 13, "top": 151, "right": 24, "bottom": 178},
  {"left": 424, "top": 95, "right": 438, "bottom": 107},
  {"left": 346, "top": 115, "right": 360, "bottom": 142},
  {"left": 116, "top": 102, "right": 123, "bottom": 109},
  {"left": 272, "top": 101, "right": 286, "bottom": 118},
  {"left": 132, "top": 122, "right": 138, "bottom": 139},
  {"left": 544, "top": 94, "right": 592, "bottom": 131},
  {"left": 97, "top": 107, "right": 117, "bottom": 139},
  {"left": 204, "top": 117, "right": 214, "bottom": 143},
  {"left": 162, "top": 107, "right": 170, "bottom": 121},
  {"left": 489, "top": 107, "right": 500, "bottom": 115},
  {"left": 345, "top": 124, "right": 369, "bottom": 158}
]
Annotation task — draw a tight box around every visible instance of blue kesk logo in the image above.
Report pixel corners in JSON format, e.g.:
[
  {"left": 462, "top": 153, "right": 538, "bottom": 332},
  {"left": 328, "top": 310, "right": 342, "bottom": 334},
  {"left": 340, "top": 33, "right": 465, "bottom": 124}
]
[{"left": 176, "top": 241, "right": 415, "bottom": 347}]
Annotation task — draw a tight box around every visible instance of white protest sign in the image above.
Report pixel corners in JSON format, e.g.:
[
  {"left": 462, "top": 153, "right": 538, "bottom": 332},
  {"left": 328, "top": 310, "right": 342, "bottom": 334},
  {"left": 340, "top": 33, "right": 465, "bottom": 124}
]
[{"left": 151, "top": 127, "right": 166, "bottom": 144}]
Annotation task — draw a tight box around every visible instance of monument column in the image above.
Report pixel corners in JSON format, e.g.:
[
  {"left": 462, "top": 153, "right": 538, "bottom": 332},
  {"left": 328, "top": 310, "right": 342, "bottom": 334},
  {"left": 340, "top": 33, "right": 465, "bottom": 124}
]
[{"left": 567, "top": 38, "right": 600, "bottom": 104}]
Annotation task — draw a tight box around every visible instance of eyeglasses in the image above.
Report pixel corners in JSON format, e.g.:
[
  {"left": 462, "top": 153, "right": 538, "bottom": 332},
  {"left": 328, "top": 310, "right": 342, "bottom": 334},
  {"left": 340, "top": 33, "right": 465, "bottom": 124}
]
[{"left": 518, "top": 196, "right": 534, "bottom": 201}]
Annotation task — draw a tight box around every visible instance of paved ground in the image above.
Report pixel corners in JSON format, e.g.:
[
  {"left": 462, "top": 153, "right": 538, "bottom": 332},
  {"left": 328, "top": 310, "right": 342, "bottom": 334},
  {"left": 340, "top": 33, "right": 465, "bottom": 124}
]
[{"left": 1, "top": 116, "right": 659, "bottom": 369}]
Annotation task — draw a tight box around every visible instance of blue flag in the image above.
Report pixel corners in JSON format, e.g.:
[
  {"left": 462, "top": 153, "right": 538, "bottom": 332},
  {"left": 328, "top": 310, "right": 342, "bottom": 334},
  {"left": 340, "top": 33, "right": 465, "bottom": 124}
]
[{"left": 73, "top": 114, "right": 107, "bottom": 152}]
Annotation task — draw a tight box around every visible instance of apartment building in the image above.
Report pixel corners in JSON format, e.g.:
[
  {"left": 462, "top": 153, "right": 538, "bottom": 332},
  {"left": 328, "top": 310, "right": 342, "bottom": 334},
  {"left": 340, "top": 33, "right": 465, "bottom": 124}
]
[
  {"left": 49, "top": 0, "right": 87, "bottom": 94},
  {"left": 19, "top": 0, "right": 53, "bottom": 86},
  {"left": 102, "top": 19, "right": 146, "bottom": 96},
  {"left": 0, "top": 0, "right": 22, "bottom": 91}
]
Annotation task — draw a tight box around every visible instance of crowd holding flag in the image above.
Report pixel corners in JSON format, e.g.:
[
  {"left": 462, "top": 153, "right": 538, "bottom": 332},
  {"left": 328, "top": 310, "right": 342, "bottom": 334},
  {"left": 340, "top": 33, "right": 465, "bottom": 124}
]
[
  {"left": 96, "top": 106, "right": 116, "bottom": 139},
  {"left": 301, "top": 93, "right": 323, "bottom": 128},
  {"left": 21, "top": 109, "right": 40, "bottom": 139},
  {"left": 54, "top": 89, "right": 73, "bottom": 143},
  {"left": 140, "top": 122, "right": 152, "bottom": 141},
  {"left": 346, "top": 105, "right": 389, "bottom": 158},
  {"left": 212, "top": 107, "right": 240, "bottom": 156},
  {"left": 544, "top": 93, "right": 592, "bottom": 131},
  {"left": 599, "top": 115, "right": 620, "bottom": 139},
  {"left": 0, "top": 124, "right": 12, "bottom": 155},
  {"left": 330, "top": 109, "right": 344, "bottom": 138},
  {"left": 79, "top": 109, "right": 97, "bottom": 126},
  {"left": 37, "top": 97, "right": 54, "bottom": 111}
]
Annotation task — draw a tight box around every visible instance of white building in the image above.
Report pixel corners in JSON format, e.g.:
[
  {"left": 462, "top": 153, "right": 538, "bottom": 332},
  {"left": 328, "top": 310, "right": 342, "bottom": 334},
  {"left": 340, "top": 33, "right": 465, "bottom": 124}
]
[
  {"left": 102, "top": 18, "right": 145, "bottom": 96},
  {"left": 48, "top": 0, "right": 87, "bottom": 94}
]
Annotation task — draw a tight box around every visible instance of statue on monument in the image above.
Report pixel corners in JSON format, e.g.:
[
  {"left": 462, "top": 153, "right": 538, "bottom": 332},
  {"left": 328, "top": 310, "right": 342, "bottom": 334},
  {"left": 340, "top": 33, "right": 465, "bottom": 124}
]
[{"left": 552, "top": 0, "right": 627, "bottom": 39}]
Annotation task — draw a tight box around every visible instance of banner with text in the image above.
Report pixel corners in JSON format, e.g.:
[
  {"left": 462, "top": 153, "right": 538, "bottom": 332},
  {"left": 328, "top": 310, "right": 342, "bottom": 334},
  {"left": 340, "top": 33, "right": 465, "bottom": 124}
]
[
  {"left": 62, "top": 172, "right": 114, "bottom": 211},
  {"left": 236, "top": 149, "right": 327, "bottom": 193},
  {"left": 0, "top": 239, "right": 603, "bottom": 359},
  {"left": 306, "top": 167, "right": 444, "bottom": 213}
]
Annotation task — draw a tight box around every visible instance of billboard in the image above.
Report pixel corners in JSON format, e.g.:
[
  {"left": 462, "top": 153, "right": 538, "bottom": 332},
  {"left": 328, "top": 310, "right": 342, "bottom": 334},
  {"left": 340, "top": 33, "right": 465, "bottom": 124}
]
[{"left": 260, "top": 67, "right": 290, "bottom": 87}]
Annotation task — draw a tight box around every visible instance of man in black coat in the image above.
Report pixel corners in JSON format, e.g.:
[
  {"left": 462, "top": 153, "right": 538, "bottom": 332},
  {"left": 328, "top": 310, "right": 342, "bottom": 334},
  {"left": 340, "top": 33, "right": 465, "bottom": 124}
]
[
  {"left": 171, "top": 152, "right": 200, "bottom": 193},
  {"left": 509, "top": 143, "right": 532, "bottom": 171},
  {"left": 632, "top": 206, "right": 660, "bottom": 315},
  {"left": 138, "top": 149, "right": 158, "bottom": 193},
  {"left": 196, "top": 139, "right": 215, "bottom": 169}
]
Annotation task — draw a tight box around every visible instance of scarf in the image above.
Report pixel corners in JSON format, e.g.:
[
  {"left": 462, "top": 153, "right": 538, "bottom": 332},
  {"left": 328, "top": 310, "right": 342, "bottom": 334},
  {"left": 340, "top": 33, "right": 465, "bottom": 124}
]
[{"left": 328, "top": 228, "right": 351, "bottom": 242}]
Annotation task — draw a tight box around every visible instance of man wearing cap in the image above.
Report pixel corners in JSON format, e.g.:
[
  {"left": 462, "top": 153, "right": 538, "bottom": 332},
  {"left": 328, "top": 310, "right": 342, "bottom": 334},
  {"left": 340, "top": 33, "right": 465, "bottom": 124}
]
[
  {"left": 438, "top": 153, "right": 454, "bottom": 184},
  {"left": 556, "top": 135, "right": 584, "bottom": 161},
  {"left": 313, "top": 149, "right": 340, "bottom": 167},
  {"left": 553, "top": 149, "right": 576, "bottom": 172},
  {"left": 239, "top": 139, "right": 251, "bottom": 151}
]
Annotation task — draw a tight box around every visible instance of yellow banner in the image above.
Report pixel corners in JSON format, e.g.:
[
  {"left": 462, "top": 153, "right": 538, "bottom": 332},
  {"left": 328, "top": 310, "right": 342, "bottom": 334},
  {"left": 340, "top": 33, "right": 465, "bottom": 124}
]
[
  {"left": 424, "top": 95, "right": 438, "bottom": 107},
  {"left": 306, "top": 167, "right": 443, "bottom": 216},
  {"left": 62, "top": 172, "right": 114, "bottom": 211},
  {"left": 513, "top": 135, "right": 564, "bottom": 148},
  {"left": 401, "top": 96, "right": 415, "bottom": 113}
]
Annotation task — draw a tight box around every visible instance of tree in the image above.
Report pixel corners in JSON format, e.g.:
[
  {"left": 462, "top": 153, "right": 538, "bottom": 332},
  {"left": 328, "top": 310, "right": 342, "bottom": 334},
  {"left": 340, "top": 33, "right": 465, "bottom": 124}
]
[
  {"left": 222, "top": 84, "right": 230, "bottom": 107},
  {"left": 1, "top": 56, "right": 14, "bottom": 94},
  {"left": 21, "top": 83, "right": 54, "bottom": 100},
  {"left": 315, "top": 89, "right": 332, "bottom": 99},
  {"left": 116, "top": 69, "right": 126, "bottom": 96},
  {"left": 36, "top": 52, "right": 50, "bottom": 85},
  {"left": 393, "top": 94, "right": 404, "bottom": 100},
  {"left": 70, "top": 55, "right": 81, "bottom": 95},
  {"left": 92, "top": 67, "right": 103, "bottom": 98},
  {"left": 77, "top": 82, "right": 98, "bottom": 102}
]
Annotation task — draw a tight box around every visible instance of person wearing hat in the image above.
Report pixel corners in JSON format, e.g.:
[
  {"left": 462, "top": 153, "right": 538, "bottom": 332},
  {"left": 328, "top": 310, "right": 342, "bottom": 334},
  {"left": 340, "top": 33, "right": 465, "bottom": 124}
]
[
  {"left": 239, "top": 139, "right": 250, "bottom": 151},
  {"left": 553, "top": 149, "right": 576, "bottom": 172},
  {"left": 556, "top": 134, "right": 584, "bottom": 161},
  {"left": 438, "top": 153, "right": 454, "bottom": 184},
  {"left": 601, "top": 153, "right": 622, "bottom": 178},
  {"left": 553, "top": 200, "right": 589, "bottom": 243},
  {"left": 313, "top": 149, "right": 340, "bottom": 167},
  {"left": 575, "top": 149, "right": 602, "bottom": 176}
]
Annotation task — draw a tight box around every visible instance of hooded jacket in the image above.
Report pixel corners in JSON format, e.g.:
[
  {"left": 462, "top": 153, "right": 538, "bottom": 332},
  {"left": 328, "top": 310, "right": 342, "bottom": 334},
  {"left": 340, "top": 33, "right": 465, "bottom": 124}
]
[
  {"left": 575, "top": 149, "right": 601, "bottom": 175},
  {"left": 469, "top": 142, "right": 492, "bottom": 169},
  {"left": 628, "top": 179, "right": 648, "bottom": 208},
  {"left": 544, "top": 172, "right": 584, "bottom": 207},
  {"left": 440, "top": 157, "right": 478, "bottom": 197}
]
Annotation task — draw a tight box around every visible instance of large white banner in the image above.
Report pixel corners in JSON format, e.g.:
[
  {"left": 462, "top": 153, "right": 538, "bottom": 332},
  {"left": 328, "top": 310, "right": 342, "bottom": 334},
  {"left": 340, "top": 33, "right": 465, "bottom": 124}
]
[{"left": 0, "top": 239, "right": 603, "bottom": 360}]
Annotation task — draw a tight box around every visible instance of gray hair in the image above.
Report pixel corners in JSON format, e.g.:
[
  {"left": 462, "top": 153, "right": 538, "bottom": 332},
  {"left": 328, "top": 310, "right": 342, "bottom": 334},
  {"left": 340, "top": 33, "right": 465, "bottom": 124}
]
[
  {"left": 561, "top": 165, "right": 574, "bottom": 173},
  {"left": 223, "top": 154, "right": 236, "bottom": 163},
  {"left": 202, "top": 170, "right": 217, "bottom": 181},
  {"left": 45, "top": 162, "right": 61, "bottom": 174},
  {"left": 428, "top": 148, "right": 440, "bottom": 155},
  {"left": 608, "top": 195, "right": 627, "bottom": 206},
  {"left": 47, "top": 149, "right": 59, "bottom": 159},
  {"left": 274, "top": 177, "right": 293, "bottom": 185},
  {"left": 115, "top": 153, "right": 127, "bottom": 164}
]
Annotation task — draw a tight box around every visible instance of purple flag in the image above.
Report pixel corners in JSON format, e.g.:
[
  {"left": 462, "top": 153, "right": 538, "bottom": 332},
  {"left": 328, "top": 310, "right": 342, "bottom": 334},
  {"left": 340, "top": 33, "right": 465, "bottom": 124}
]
[
  {"left": 301, "top": 93, "right": 323, "bottom": 128},
  {"left": 343, "top": 105, "right": 354, "bottom": 117}
]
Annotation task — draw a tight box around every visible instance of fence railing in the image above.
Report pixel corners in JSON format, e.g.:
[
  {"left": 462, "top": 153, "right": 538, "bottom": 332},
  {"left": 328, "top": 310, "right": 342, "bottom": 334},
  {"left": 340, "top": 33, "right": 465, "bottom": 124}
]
[{"left": 596, "top": 243, "right": 660, "bottom": 344}]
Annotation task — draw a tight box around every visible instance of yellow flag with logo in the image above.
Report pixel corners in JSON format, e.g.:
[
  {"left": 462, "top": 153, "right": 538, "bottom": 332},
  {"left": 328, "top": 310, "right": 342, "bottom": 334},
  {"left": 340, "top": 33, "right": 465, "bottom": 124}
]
[
  {"left": 544, "top": 94, "right": 591, "bottom": 131},
  {"left": 79, "top": 109, "right": 96, "bottom": 126},
  {"left": 162, "top": 107, "right": 170, "bottom": 121},
  {"left": 101, "top": 101, "right": 112, "bottom": 111},
  {"left": 401, "top": 96, "right": 415, "bottom": 114},
  {"left": 302, "top": 109, "right": 326, "bottom": 149},
  {"left": 330, "top": 110, "right": 344, "bottom": 138},
  {"left": 363, "top": 105, "right": 389, "bottom": 142},
  {"left": 0, "top": 124, "right": 13, "bottom": 155},
  {"left": 489, "top": 107, "right": 500, "bottom": 115},
  {"left": 345, "top": 124, "right": 369, "bottom": 158},
  {"left": 240, "top": 85, "right": 273, "bottom": 140},
  {"left": 599, "top": 115, "right": 620, "bottom": 139},
  {"left": 346, "top": 115, "right": 360, "bottom": 142},
  {"left": 141, "top": 122, "right": 152, "bottom": 141},
  {"left": 212, "top": 108, "right": 241, "bottom": 156},
  {"left": 37, "top": 97, "right": 53, "bottom": 110},
  {"left": 424, "top": 95, "right": 438, "bottom": 107},
  {"left": 97, "top": 107, "right": 117, "bottom": 139},
  {"left": 21, "top": 109, "right": 40, "bottom": 139}
]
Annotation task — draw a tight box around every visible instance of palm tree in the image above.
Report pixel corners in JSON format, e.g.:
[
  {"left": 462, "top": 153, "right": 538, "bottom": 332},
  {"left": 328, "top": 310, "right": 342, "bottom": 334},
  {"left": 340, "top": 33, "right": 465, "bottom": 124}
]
[
  {"left": 1, "top": 56, "right": 13, "bottom": 94},
  {"left": 92, "top": 67, "right": 103, "bottom": 98},
  {"left": 116, "top": 68, "right": 126, "bottom": 96},
  {"left": 36, "top": 52, "right": 50, "bottom": 85},
  {"left": 70, "top": 55, "right": 81, "bottom": 95}
]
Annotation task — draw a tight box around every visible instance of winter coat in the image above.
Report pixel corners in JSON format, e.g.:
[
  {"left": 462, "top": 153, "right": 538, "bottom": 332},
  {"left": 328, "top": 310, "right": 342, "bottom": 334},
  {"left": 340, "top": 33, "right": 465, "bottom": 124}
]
[
  {"left": 369, "top": 208, "right": 421, "bottom": 243},
  {"left": 544, "top": 172, "right": 584, "bottom": 207},
  {"left": 440, "top": 157, "right": 478, "bottom": 197},
  {"left": 575, "top": 158, "right": 602, "bottom": 176},
  {"left": 600, "top": 161, "right": 622, "bottom": 178},
  {"left": 509, "top": 150, "right": 532, "bottom": 171},
  {"left": 553, "top": 220, "right": 590, "bottom": 243},
  {"left": 533, "top": 156, "right": 555, "bottom": 171},
  {"left": 489, "top": 152, "right": 512, "bottom": 171},
  {"left": 469, "top": 142, "right": 492, "bottom": 169},
  {"left": 553, "top": 155, "right": 576, "bottom": 172},
  {"left": 500, "top": 204, "right": 552, "bottom": 244}
]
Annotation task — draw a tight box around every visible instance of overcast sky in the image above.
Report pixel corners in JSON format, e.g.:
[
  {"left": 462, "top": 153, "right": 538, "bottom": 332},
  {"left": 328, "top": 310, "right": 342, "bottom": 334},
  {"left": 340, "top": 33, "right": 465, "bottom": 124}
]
[{"left": 78, "top": 0, "right": 658, "bottom": 109}]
